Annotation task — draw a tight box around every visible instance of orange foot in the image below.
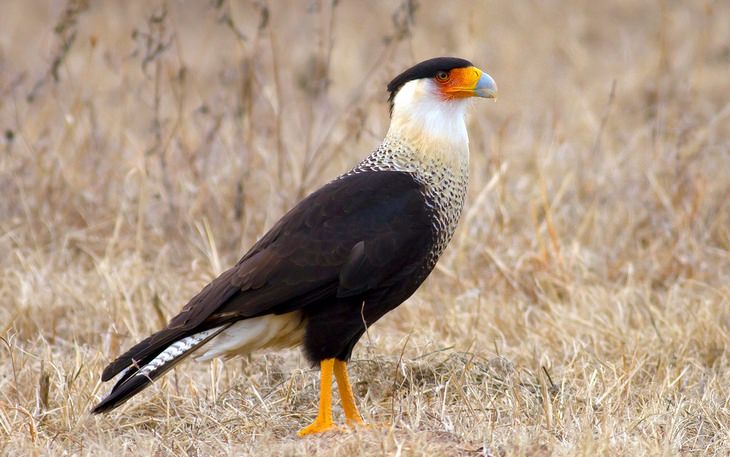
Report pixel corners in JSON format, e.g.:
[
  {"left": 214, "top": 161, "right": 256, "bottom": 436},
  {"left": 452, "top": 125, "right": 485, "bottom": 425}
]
[
  {"left": 297, "top": 417, "right": 338, "bottom": 436},
  {"left": 343, "top": 416, "right": 364, "bottom": 429}
]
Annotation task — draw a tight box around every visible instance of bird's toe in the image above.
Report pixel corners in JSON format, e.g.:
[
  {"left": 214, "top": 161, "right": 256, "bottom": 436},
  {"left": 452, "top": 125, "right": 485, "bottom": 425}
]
[{"left": 297, "top": 419, "right": 338, "bottom": 437}]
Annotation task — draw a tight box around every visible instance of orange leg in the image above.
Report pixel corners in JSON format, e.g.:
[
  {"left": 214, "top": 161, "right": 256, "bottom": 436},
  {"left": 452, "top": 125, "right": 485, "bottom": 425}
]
[
  {"left": 333, "top": 359, "right": 364, "bottom": 426},
  {"left": 298, "top": 359, "right": 337, "bottom": 436}
]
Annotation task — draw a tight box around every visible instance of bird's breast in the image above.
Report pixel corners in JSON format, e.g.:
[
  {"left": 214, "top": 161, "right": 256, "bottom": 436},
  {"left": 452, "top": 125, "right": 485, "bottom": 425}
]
[{"left": 351, "top": 136, "right": 469, "bottom": 269}]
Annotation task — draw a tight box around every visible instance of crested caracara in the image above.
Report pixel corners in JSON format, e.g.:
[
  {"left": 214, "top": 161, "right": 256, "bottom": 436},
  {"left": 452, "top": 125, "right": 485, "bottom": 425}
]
[{"left": 93, "top": 57, "right": 497, "bottom": 436}]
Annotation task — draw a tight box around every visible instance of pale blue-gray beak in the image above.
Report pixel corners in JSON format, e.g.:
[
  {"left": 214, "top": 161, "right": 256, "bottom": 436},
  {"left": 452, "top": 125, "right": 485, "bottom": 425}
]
[{"left": 474, "top": 71, "right": 497, "bottom": 99}]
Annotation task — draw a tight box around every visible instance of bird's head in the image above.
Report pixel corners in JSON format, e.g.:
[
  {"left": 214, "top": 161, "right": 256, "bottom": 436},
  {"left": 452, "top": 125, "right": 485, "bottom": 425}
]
[{"left": 386, "top": 57, "right": 497, "bottom": 151}]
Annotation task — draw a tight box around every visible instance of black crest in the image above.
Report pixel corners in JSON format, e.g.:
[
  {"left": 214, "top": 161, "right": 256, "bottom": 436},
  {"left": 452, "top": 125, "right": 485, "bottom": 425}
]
[{"left": 387, "top": 57, "right": 473, "bottom": 111}]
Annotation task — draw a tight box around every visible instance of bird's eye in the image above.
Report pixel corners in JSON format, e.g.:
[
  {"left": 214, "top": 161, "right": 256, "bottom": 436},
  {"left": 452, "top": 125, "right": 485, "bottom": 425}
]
[{"left": 435, "top": 71, "right": 449, "bottom": 81}]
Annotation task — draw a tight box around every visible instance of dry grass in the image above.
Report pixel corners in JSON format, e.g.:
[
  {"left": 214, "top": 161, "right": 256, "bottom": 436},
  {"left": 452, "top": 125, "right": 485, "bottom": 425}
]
[{"left": 1, "top": 0, "right": 729, "bottom": 455}]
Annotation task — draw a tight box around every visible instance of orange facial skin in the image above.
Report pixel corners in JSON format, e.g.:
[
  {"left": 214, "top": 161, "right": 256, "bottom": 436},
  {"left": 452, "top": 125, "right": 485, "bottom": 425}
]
[{"left": 435, "top": 66, "right": 487, "bottom": 99}]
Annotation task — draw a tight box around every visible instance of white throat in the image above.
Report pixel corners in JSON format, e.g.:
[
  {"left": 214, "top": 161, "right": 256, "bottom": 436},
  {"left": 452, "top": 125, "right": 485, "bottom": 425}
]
[{"left": 387, "top": 79, "right": 470, "bottom": 154}]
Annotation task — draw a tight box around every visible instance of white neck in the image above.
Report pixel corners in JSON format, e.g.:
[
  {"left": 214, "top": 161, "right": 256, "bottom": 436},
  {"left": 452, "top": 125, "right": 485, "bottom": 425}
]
[{"left": 386, "top": 79, "right": 470, "bottom": 166}]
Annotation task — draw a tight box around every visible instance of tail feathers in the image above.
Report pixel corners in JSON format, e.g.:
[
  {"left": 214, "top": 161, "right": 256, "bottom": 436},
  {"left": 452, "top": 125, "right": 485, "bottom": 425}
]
[
  {"left": 92, "top": 325, "right": 228, "bottom": 414},
  {"left": 101, "top": 330, "right": 180, "bottom": 382}
]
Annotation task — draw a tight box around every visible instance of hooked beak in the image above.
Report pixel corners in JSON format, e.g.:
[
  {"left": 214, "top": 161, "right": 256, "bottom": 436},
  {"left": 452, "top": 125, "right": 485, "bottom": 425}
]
[
  {"left": 440, "top": 66, "right": 498, "bottom": 100},
  {"left": 473, "top": 70, "right": 497, "bottom": 99}
]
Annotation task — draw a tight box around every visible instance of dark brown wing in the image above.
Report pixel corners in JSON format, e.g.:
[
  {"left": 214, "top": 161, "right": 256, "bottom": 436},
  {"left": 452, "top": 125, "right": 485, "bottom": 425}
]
[{"left": 100, "top": 171, "right": 432, "bottom": 382}]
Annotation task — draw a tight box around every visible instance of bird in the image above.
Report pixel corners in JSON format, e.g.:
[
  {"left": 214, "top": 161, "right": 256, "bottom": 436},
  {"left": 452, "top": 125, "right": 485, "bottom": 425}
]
[{"left": 92, "top": 56, "right": 497, "bottom": 436}]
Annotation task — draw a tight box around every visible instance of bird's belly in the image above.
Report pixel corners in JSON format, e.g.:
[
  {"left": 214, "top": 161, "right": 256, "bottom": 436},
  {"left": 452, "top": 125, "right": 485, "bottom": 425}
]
[{"left": 194, "top": 311, "right": 306, "bottom": 361}]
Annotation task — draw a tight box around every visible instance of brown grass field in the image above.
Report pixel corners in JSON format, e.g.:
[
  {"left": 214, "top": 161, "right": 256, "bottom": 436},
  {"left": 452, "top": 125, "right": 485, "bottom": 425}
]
[{"left": 1, "top": 0, "right": 729, "bottom": 455}]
